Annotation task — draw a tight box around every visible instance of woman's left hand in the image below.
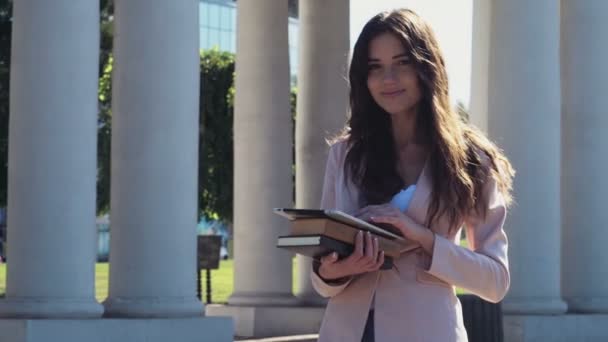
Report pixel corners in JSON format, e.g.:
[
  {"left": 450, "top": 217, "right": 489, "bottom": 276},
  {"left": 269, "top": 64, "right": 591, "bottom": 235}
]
[{"left": 355, "top": 204, "right": 435, "bottom": 254}]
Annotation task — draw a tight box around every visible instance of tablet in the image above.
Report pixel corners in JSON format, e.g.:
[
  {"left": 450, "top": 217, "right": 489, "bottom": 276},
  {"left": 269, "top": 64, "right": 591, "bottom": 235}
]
[{"left": 273, "top": 208, "right": 405, "bottom": 241}]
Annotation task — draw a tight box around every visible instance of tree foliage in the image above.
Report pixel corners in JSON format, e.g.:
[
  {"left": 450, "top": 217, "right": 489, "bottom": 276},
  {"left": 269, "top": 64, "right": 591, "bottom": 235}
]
[
  {"left": 198, "top": 49, "right": 235, "bottom": 222},
  {"left": 96, "top": 0, "right": 114, "bottom": 214},
  {"left": 0, "top": 0, "right": 10, "bottom": 207},
  {"left": 97, "top": 55, "right": 113, "bottom": 214}
]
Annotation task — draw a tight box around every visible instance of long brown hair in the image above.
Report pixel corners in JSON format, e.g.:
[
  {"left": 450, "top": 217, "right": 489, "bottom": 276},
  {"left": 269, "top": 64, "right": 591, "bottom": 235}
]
[{"left": 337, "top": 9, "right": 515, "bottom": 230}]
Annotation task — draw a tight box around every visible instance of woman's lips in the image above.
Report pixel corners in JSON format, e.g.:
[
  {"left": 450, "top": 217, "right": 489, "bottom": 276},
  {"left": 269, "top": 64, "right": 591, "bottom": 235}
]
[{"left": 381, "top": 89, "right": 405, "bottom": 97}]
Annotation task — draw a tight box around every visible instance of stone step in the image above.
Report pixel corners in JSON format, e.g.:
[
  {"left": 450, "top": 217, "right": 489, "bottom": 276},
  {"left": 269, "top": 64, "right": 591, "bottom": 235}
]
[{"left": 235, "top": 334, "right": 318, "bottom": 342}]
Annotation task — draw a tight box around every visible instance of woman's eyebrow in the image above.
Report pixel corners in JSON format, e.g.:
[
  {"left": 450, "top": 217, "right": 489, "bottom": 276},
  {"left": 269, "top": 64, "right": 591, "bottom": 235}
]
[{"left": 367, "top": 53, "right": 409, "bottom": 63}]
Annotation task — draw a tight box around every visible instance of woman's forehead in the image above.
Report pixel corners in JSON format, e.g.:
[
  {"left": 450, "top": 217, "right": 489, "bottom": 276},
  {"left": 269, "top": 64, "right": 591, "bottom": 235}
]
[{"left": 368, "top": 33, "right": 407, "bottom": 59}]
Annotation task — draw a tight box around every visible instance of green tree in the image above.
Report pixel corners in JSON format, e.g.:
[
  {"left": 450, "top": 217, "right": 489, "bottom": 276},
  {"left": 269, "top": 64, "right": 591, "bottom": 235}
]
[
  {"left": 96, "top": 0, "right": 114, "bottom": 214},
  {"left": 97, "top": 55, "right": 113, "bottom": 214},
  {"left": 0, "top": 0, "right": 11, "bottom": 208},
  {"left": 198, "top": 49, "right": 235, "bottom": 222}
]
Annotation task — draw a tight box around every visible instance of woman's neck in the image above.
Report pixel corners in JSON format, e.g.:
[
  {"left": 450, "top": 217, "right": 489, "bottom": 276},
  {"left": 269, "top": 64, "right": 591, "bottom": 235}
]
[{"left": 390, "top": 107, "right": 421, "bottom": 149}]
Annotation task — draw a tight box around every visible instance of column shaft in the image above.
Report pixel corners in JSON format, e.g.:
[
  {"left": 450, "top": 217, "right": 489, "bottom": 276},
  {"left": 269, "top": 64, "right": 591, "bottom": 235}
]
[
  {"left": 295, "top": 0, "right": 350, "bottom": 306},
  {"left": 103, "top": 0, "right": 202, "bottom": 317},
  {"left": 229, "top": 0, "right": 296, "bottom": 306},
  {"left": 487, "top": 0, "right": 567, "bottom": 314},
  {"left": 468, "top": 0, "right": 491, "bottom": 131},
  {"left": 561, "top": 0, "right": 608, "bottom": 313},
  {"left": 0, "top": 0, "right": 102, "bottom": 318}
]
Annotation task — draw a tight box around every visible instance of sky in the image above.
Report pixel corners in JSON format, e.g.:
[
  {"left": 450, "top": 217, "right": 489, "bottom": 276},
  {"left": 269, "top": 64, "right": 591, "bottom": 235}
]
[{"left": 350, "top": 0, "right": 473, "bottom": 107}]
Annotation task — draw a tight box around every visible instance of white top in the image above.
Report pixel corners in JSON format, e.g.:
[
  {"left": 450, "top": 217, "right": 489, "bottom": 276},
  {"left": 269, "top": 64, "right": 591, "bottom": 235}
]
[{"left": 389, "top": 184, "right": 417, "bottom": 213}]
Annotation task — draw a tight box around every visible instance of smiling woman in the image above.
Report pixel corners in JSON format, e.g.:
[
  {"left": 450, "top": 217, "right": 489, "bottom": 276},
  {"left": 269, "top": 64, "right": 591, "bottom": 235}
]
[
  {"left": 366, "top": 34, "right": 422, "bottom": 118},
  {"left": 311, "top": 8, "right": 514, "bottom": 342}
]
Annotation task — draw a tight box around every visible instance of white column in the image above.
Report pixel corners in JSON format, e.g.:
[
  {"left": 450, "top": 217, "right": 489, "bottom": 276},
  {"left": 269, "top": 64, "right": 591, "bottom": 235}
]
[
  {"left": 295, "top": 0, "right": 350, "bottom": 306},
  {"left": 468, "top": 0, "right": 491, "bottom": 132},
  {"left": 103, "top": 0, "right": 202, "bottom": 317},
  {"left": 228, "top": 0, "right": 297, "bottom": 306},
  {"left": 561, "top": 0, "right": 608, "bottom": 313},
  {"left": 487, "top": 0, "right": 567, "bottom": 314},
  {"left": 0, "top": 0, "right": 102, "bottom": 318}
]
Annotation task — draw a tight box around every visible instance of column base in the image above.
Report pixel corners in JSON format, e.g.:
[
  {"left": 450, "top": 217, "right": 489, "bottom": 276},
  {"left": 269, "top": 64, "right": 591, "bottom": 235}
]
[
  {"left": 504, "top": 314, "right": 608, "bottom": 342},
  {"left": 502, "top": 297, "right": 568, "bottom": 314},
  {"left": 0, "top": 297, "right": 103, "bottom": 318},
  {"left": 564, "top": 296, "right": 608, "bottom": 313},
  {"left": 206, "top": 304, "right": 325, "bottom": 338},
  {"left": 103, "top": 296, "right": 203, "bottom": 318},
  {"left": 0, "top": 317, "right": 233, "bottom": 342},
  {"left": 295, "top": 292, "right": 328, "bottom": 307},
  {"left": 227, "top": 291, "right": 299, "bottom": 306}
]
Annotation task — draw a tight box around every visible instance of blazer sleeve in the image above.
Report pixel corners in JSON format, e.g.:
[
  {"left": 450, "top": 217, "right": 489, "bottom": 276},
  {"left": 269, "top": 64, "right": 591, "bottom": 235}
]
[
  {"left": 310, "top": 142, "right": 355, "bottom": 298},
  {"left": 426, "top": 174, "right": 510, "bottom": 303}
]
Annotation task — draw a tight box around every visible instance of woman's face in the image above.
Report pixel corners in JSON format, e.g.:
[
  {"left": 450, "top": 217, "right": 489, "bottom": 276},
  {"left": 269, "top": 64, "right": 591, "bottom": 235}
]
[{"left": 366, "top": 32, "right": 422, "bottom": 116}]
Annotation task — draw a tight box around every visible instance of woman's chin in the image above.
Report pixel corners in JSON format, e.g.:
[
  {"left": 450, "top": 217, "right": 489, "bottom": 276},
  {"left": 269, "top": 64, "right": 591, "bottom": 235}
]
[{"left": 382, "top": 106, "right": 414, "bottom": 116}]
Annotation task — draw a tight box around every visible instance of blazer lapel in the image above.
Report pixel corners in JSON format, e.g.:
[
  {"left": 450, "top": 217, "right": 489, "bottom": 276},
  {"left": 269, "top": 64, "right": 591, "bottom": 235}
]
[{"left": 405, "top": 157, "right": 431, "bottom": 226}]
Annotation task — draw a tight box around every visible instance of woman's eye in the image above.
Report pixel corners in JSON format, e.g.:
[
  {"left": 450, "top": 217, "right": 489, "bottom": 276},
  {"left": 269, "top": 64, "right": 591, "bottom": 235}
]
[
  {"left": 397, "top": 59, "right": 410, "bottom": 66},
  {"left": 368, "top": 64, "right": 381, "bottom": 70}
]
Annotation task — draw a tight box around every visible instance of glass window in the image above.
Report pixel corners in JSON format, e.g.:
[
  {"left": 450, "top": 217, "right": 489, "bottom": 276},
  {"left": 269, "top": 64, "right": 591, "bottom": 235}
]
[
  {"left": 290, "top": 48, "right": 297, "bottom": 72},
  {"left": 199, "top": 3, "right": 208, "bottom": 28},
  {"left": 220, "top": 31, "right": 226, "bottom": 51},
  {"left": 232, "top": 9, "right": 237, "bottom": 33},
  {"left": 220, "top": 6, "right": 231, "bottom": 31},
  {"left": 209, "top": 29, "right": 220, "bottom": 50},
  {"left": 200, "top": 27, "right": 209, "bottom": 50},
  {"left": 209, "top": 4, "right": 219, "bottom": 28},
  {"left": 289, "top": 21, "right": 298, "bottom": 48}
]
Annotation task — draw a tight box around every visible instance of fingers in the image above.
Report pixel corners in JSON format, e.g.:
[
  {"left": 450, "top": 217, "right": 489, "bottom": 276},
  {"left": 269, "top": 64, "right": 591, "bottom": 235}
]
[
  {"left": 345, "top": 231, "right": 369, "bottom": 264},
  {"left": 371, "top": 251, "right": 385, "bottom": 270},
  {"left": 361, "top": 232, "right": 378, "bottom": 269},
  {"left": 338, "top": 230, "right": 387, "bottom": 275},
  {"left": 353, "top": 230, "right": 364, "bottom": 259},
  {"left": 356, "top": 205, "right": 383, "bottom": 218},
  {"left": 357, "top": 204, "right": 398, "bottom": 221},
  {"left": 370, "top": 215, "right": 407, "bottom": 237},
  {"left": 364, "top": 231, "right": 373, "bottom": 259},
  {"left": 320, "top": 252, "right": 339, "bottom": 265},
  {"left": 370, "top": 215, "right": 400, "bottom": 228},
  {"left": 369, "top": 215, "right": 392, "bottom": 224}
]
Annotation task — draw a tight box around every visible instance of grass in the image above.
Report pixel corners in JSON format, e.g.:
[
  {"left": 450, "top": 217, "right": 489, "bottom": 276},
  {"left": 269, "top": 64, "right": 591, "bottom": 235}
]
[
  {"left": 0, "top": 259, "right": 297, "bottom": 303},
  {"left": 197, "top": 259, "right": 301, "bottom": 304},
  {"left": 0, "top": 240, "right": 467, "bottom": 301},
  {"left": 1, "top": 251, "right": 466, "bottom": 302}
]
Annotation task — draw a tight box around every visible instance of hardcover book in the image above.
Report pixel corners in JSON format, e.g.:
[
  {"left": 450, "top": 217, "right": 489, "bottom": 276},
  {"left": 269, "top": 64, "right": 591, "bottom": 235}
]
[
  {"left": 276, "top": 234, "right": 394, "bottom": 270},
  {"left": 274, "top": 208, "right": 418, "bottom": 254},
  {"left": 289, "top": 218, "right": 406, "bottom": 258}
]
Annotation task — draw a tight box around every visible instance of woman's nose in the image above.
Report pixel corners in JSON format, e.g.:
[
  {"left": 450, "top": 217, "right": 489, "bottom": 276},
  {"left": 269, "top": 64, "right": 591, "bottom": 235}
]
[{"left": 382, "top": 67, "right": 398, "bottom": 83}]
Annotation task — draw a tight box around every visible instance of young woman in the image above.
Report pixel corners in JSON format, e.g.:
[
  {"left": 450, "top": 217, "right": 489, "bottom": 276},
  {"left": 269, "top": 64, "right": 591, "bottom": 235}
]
[{"left": 311, "top": 9, "right": 515, "bottom": 342}]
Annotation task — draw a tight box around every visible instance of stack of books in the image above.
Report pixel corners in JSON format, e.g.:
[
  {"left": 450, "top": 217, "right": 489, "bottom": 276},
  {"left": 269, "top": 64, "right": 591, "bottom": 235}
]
[{"left": 274, "top": 208, "right": 418, "bottom": 269}]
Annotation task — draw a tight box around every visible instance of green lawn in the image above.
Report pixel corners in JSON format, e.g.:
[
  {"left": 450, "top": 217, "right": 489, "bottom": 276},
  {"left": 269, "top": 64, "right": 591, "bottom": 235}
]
[
  {"left": 0, "top": 259, "right": 297, "bottom": 303},
  {"left": 1, "top": 252, "right": 465, "bottom": 302}
]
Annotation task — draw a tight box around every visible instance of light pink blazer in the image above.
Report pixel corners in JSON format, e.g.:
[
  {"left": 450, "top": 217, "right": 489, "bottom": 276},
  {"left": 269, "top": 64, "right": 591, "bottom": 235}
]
[{"left": 311, "top": 140, "right": 510, "bottom": 342}]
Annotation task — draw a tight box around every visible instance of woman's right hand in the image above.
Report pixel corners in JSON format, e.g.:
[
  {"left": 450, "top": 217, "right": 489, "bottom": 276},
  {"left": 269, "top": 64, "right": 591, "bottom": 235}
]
[{"left": 318, "top": 230, "right": 385, "bottom": 281}]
